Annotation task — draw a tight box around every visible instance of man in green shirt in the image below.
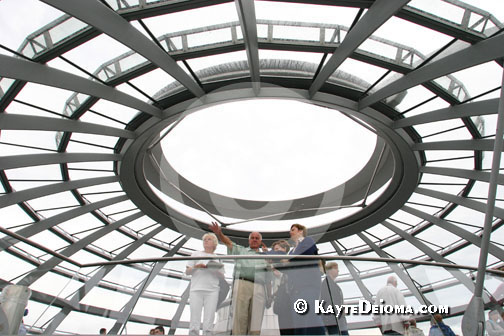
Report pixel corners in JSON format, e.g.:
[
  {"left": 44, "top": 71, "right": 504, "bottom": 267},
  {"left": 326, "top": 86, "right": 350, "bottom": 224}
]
[{"left": 209, "top": 222, "right": 267, "bottom": 335}]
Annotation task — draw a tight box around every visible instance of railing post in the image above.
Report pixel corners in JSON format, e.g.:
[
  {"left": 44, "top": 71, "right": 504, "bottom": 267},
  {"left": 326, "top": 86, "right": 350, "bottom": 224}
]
[{"left": 462, "top": 68, "right": 504, "bottom": 336}]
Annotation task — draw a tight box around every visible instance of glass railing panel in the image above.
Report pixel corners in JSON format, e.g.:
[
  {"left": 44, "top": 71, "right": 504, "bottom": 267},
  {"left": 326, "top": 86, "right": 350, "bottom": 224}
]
[{"left": 3, "top": 253, "right": 503, "bottom": 335}]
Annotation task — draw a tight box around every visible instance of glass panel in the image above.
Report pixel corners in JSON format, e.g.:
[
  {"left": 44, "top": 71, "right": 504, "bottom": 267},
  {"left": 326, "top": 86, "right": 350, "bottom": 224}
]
[
  {"left": 451, "top": 62, "right": 503, "bottom": 100},
  {"left": 5, "top": 164, "right": 62, "bottom": 186},
  {"left": 255, "top": 1, "right": 359, "bottom": 28},
  {"left": 0, "top": 204, "right": 35, "bottom": 230},
  {"left": 417, "top": 120, "right": 471, "bottom": 141},
  {"left": 0, "top": 0, "right": 62, "bottom": 53},
  {"left": 389, "top": 209, "right": 424, "bottom": 226},
  {"left": 424, "top": 151, "right": 475, "bottom": 169},
  {"left": 61, "top": 34, "right": 133, "bottom": 78},
  {"left": 47, "top": 17, "right": 88, "bottom": 46},
  {"left": 433, "top": 75, "right": 470, "bottom": 102},
  {"left": 4, "top": 249, "right": 504, "bottom": 335},
  {"left": 419, "top": 173, "right": 468, "bottom": 195},
  {"left": 337, "top": 58, "right": 389, "bottom": 92},
  {"left": 373, "top": 16, "right": 453, "bottom": 58},
  {"left": 259, "top": 49, "right": 323, "bottom": 76},
  {"left": 141, "top": 2, "right": 238, "bottom": 37},
  {"left": 399, "top": 97, "right": 449, "bottom": 118},
  {"left": 0, "top": 78, "right": 16, "bottom": 100},
  {"left": 15, "top": 83, "right": 79, "bottom": 117},
  {"left": 462, "top": 0, "right": 504, "bottom": 23},
  {"left": 184, "top": 50, "right": 249, "bottom": 75},
  {"left": 84, "top": 99, "right": 140, "bottom": 124},
  {"left": 119, "top": 68, "right": 176, "bottom": 99},
  {"left": 394, "top": 86, "right": 437, "bottom": 113},
  {"left": 408, "top": 0, "right": 501, "bottom": 36},
  {"left": 444, "top": 206, "right": 486, "bottom": 231},
  {"left": 1, "top": 130, "right": 58, "bottom": 153},
  {"left": 67, "top": 161, "right": 116, "bottom": 180},
  {"left": 76, "top": 182, "right": 124, "bottom": 203}
]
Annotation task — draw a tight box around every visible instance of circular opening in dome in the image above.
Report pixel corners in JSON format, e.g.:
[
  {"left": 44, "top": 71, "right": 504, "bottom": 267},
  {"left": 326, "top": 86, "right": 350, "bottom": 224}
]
[{"left": 159, "top": 99, "right": 377, "bottom": 201}]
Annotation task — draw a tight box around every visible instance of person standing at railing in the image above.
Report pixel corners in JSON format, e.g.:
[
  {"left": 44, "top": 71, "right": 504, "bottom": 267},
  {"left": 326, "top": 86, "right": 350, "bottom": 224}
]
[
  {"left": 320, "top": 262, "right": 348, "bottom": 335},
  {"left": 486, "top": 310, "right": 504, "bottom": 336},
  {"left": 404, "top": 319, "right": 425, "bottom": 336},
  {"left": 374, "top": 276, "right": 408, "bottom": 335},
  {"left": 428, "top": 314, "right": 455, "bottom": 336},
  {"left": 209, "top": 222, "right": 268, "bottom": 335},
  {"left": 186, "top": 233, "right": 224, "bottom": 336},
  {"left": 281, "top": 223, "right": 325, "bottom": 335},
  {"left": 268, "top": 239, "right": 294, "bottom": 336}
]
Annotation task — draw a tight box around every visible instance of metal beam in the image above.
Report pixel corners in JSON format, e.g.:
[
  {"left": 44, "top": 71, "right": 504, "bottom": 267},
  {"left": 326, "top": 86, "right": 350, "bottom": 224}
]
[
  {"left": 0, "top": 227, "right": 81, "bottom": 267},
  {"left": 0, "top": 176, "right": 119, "bottom": 209},
  {"left": 0, "top": 153, "right": 121, "bottom": 171},
  {"left": 309, "top": 0, "right": 410, "bottom": 97},
  {"left": 415, "top": 187, "right": 504, "bottom": 220},
  {"left": 359, "top": 32, "right": 504, "bottom": 109},
  {"left": 42, "top": 225, "right": 165, "bottom": 335},
  {"left": 109, "top": 237, "right": 188, "bottom": 334},
  {"left": 0, "top": 54, "right": 162, "bottom": 117},
  {"left": 393, "top": 98, "right": 499, "bottom": 129},
  {"left": 382, "top": 221, "right": 489, "bottom": 300},
  {"left": 412, "top": 139, "right": 497, "bottom": 152},
  {"left": 358, "top": 233, "right": 429, "bottom": 305},
  {"left": 235, "top": 0, "right": 260, "bottom": 93},
  {"left": 167, "top": 284, "right": 191, "bottom": 335},
  {"left": 463, "top": 68, "right": 504, "bottom": 336},
  {"left": 0, "top": 195, "right": 128, "bottom": 252},
  {"left": 402, "top": 205, "right": 504, "bottom": 262},
  {"left": 40, "top": 0, "right": 204, "bottom": 98},
  {"left": 420, "top": 166, "right": 504, "bottom": 185},
  {"left": 330, "top": 241, "right": 373, "bottom": 301},
  {"left": 16, "top": 211, "right": 145, "bottom": 286},
  {"left": 0, "top": 114, "right": 135, "bottom": 139}
]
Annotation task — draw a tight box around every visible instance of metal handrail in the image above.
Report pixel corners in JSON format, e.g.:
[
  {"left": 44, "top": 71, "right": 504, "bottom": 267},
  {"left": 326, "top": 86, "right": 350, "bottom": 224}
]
[{"left": 81, "top": 253, "right": 504, "bottom": 276}]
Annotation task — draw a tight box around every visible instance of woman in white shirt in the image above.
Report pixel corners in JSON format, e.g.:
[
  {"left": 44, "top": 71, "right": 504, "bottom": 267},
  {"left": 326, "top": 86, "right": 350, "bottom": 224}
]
[{"left": 186, "top": 233, "right": 224, "bottom": 336}]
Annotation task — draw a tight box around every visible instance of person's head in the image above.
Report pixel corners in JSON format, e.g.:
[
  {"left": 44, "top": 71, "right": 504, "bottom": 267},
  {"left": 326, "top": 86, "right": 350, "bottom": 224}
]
[
  {"left": 290, "top": 224, "right": 307, "bottom": 240},
  {"left": 202, "top": 232, "right": 218, "bottom": 252},
  {"left": 248, "top": 231, "right": 262, "bottom": 250},
  {"left": 432, "top": 314, "right": 443, "bottom": 325},
  {"left": 409, "top": 319, "right": 417, "bottom": 327},
  {"left": 326, "top": 262, "right": 339, "bottom": 279},
  {"left": 272, "top": 239, "right": 290, "bottom": 253},
  {"left": 152, "top": 326, "right": 165, "bottom": 335},
  {"left": 387, "top": 275, "right": 398, "bottom": 287},
  {"left": 99, "top": 328, "right": 107, "bottom": 335},
  {"left": 489, "top": 310, "right": 500, "bottom": 321}
]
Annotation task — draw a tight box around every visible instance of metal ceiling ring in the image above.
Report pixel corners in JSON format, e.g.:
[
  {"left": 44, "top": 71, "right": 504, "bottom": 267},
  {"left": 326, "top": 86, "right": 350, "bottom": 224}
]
[{"left": 119, "top": 80, "right": 420, "bottom": 245}]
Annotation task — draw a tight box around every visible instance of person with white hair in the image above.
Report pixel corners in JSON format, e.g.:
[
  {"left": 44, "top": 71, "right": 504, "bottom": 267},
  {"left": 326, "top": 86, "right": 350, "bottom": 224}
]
[
  {"left": 186, "top": 232, "right": 224, "bottom": 336},
  {"left": 374, "top": 276, "right": 408, "bottom": 335},
  {"left": 210, "top": 222, "right": 268, "bottom": 335}
]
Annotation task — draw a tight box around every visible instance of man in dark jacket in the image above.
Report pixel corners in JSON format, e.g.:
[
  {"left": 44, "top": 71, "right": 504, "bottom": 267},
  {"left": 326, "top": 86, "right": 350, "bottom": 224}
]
[{"left": 320, "top": 262, "right": 348, "bottom": 335}]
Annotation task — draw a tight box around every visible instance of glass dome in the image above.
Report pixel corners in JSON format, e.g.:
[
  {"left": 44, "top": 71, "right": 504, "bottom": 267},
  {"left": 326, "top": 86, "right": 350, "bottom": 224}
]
[{"left": 0, "top": 0, "right": 503, "bottom": 335}]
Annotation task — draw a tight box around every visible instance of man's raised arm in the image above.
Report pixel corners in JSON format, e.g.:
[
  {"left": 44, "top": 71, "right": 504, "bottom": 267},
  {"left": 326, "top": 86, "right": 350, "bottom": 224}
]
[{"left": 209, "top": 222, "right": 233, "bottom": 249}]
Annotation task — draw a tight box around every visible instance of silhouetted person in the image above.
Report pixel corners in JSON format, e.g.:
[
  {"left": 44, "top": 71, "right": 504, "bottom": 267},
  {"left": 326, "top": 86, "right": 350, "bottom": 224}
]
[
  {"left": 428, "top": 314, "right": 455, "bottom": 336},
  {"left": 320, "top": 262, "right": 348, "bottom": 335},
  {"left": 374, "top": 276, "right": 408, "bottom": 335},
  {"left": 210, "top": 222, "right": 267, "bottom": 335},
  {"left": 186, "top": 233, "right": 224, "bottom": 336},
  {"left": 487, "top": 310, "right": 504, "bottom": 336},
  {"left": 404, "top": 319, "right": 425, "bottom": 336}
]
